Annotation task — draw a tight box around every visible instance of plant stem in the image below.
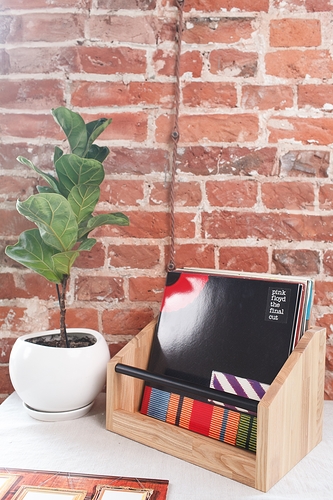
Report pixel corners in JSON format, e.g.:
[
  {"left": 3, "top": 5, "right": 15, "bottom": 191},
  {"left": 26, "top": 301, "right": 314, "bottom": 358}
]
[{"left": 56, "top": 276, "right": 69, "bottom": 348}]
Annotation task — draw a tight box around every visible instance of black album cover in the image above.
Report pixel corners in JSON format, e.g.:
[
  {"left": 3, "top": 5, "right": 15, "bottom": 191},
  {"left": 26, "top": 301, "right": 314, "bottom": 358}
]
[{"left": 147, "top": 270, "right": 304, "bottom": 390}]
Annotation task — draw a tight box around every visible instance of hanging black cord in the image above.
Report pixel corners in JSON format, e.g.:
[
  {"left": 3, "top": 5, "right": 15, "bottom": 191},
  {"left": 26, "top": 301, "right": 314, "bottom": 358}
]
[{"left": 167, "top": 0, "right": 184, "bottom": 272}]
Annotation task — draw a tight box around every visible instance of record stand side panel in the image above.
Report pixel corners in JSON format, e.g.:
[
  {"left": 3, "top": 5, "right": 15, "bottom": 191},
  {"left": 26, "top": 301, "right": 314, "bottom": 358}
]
[{"left": 105, "top": 320, "right": 326, "bottom": 492}]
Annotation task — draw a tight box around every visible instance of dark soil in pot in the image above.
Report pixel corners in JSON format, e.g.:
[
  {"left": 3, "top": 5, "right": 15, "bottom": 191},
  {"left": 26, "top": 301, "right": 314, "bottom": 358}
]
[{"left": 26, "top": 333, "right": 97, "bottom": 348}]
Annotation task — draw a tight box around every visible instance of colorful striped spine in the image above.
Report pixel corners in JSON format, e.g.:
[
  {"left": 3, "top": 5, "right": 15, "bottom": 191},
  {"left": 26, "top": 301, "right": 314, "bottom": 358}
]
[{"left": 141, "top": 386, "right": 257, "bottom": 452}]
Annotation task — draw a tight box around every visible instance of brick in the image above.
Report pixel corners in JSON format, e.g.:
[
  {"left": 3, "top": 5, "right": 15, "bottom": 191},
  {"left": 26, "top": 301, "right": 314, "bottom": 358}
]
[
  {"left": 49, "top": 308, "right": 99, "bottom": 332},
  {"left": 72, "top": 82, "right": 175, "bottom": 109},
  {"left": 176, "top": 146, "right": 221, "bottom": 176},
  {"left": 306, "top": 0, "right": 333, "bottom": 11},
  {"left": 97, "top": 0, "right": 155, "bottom": 8},
  {"left": 266, "top": 50, "right": 333, "bottom": 79},
  {"left": 104, "top": 147, "right": 168, "bottom": 175},
  {"left": 176, "top": 146, "right": 276, "bottom": 176},
  {"left": 272, "top": 249, "right": 320, "bottom": 275},
  {"left": 100, "top": 180, "right": 144, "bottom": 206},
  {"left": 271, "top": 0, "right": 304, "bottom": 9},
  {"left": 326, "top": 345, "right": 333, "bottom": 371},
  {"left": 0, "top": 113, "right": 61, "bottom": 139},
  {"left": 0, "top": 50, "right": 10, "bottom": 75},
  {"left": 83, "top": 112, "right": 147, "bottom": 142},
  {"left": 75, "top": 277, "right": 124, "bottom": 302},
  {"left": 0, "top": 16, "right": 11, "bottom": 44},
  {"left": 168, "top": 244, "right": 215, "bottom": 269},
  {"left": 108, "top": 244, "right": 161, "bottom": 269},
  {"left": 0, "top": 176, "right": 38, "bottom": 202},
  {"left": 202, "top": 211, "right": 333, "bottom": 242},
  {"left": 261, "top": 181, "right": 315, "bottom": 210},
  {"left": 23, "top": 274, "right": 58, "bottom": 299},
  {"left": 270, "top": 19, "right": 321, "bottom": 47},
  {"left": 108, "top": 341, "right": 129, "bottom": 358},
  {"left": 241, "top": 85, "right": 293, "bottom": 110},
  {"left": 0, "top": 239, "right": 24, "bottom": 268},
  {"left": 102, "top": 307, "right": 155, "bottom": 336},
  {"left": 183, "top": 0, "right": 269, "bottom": 12},
  {"left": 268, "top": 116, "right": 333, "bottom": 145},
  {"left": 95, "top": 211, "right": 195, "bottom": 239},
  {"left": 324, "top": 251, "right": 333, "bottom": 276},
  {"left": 0, "top": 338, "right": 15, "bottom": 364},
  {"left": 129, "top": 277, "right": 166, "bottom": 302},
  {"left": 3, "top": 14, "right": 85, "bottom": 43},
  {"left": 206, "top": 180, "right": 257, "bottom": 208},
  {"left": 319, "top": 185, "right": 333, "bottom": 210},
  {"left": 149, "top": 181, "right": 202, "bottom": 207},
  {"left": 2, "top": 47, "right": 80, "bottom": 75},
  {"left": 77, "top": 47, "right": 146, "bottom": 75},
  {"left": 95, "top": 211, "right": 167, "bottom": 239},
  {"left": 210, "top": 49, "right": 258, "bottom": 77},
  {"left": 219, "top": 247, "right": 269, "bottom": 273},
  {"left": 88, "top": 15, "right": 174, "bottom": 44},
  {"left": 0, "top": 80, "right": 65, "bottom": 109},
  {"left": 0, "top": 274, "right": 18, "bottom": 301},
  {"left": 180, "top": 51, "right": 203, "bottom": 78},
  {"left": 279, "top": 150, "right": 329, "bottom": 177},
  {"left": 219, "top": 150, "right": 275, "bottom": 176},
  {"left": 174, "top": 146, "right": 221, "bottom": 176},
  {"left": 73, "top": 242, "right": 105, "bottom": 269},
  {"left": 298, "top": 84, "right": 333, "bottom": 110},
  {"left": 0, "top": 142, "right": 53, "bottom": 171},
  {"left": 183, "top": 17, "right": 254, "bottom": 44},
  {"left": 153, "top": 50, "right": 203, "bottom": 78},
  {"left": 0, "top": 366, "right": 13, "bottom": 396},
  {"left": 313, "top": 281, "right": 333, "bottom": 306},
  {"left": 0, "top": 306, "right": 26, "bottom": 331},
  {"left": 182, "top": 82, "right": 237, "bottom": 108},
  {"left": 316, "top": 313, "right": 333, "bottom": 337},
  {"left": 0, "top": 273, "right": 57, "bottom": 300},
  {"left": 0, "top": 209, "right": 34, "bottom": 236},
  {"left": 1, "top": 1, "right": 90, "bottom": 7},
  {"left": 156, "top": 113, "right": 259, "bottom": 143},
  {"left": 325, "top": 372, "right": 333, "bottom": 400}
]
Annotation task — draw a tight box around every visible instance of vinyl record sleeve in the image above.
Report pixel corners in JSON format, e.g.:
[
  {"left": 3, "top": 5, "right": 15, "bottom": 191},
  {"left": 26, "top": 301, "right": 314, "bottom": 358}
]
[{"left": 146, "top": 270, "right": 304, "bottom": 389}]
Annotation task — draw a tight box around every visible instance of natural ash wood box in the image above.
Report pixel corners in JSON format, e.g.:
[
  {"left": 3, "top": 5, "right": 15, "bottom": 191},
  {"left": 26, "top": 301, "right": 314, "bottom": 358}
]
[{"left": 106, "top": 320, "right": 326, "bottom": 492}]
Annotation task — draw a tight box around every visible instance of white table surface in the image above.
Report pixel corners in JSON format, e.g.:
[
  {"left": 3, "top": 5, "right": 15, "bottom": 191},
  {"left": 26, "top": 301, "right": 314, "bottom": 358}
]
[{"left": 1, "top": 392, "right": 333, "bottom": 499}]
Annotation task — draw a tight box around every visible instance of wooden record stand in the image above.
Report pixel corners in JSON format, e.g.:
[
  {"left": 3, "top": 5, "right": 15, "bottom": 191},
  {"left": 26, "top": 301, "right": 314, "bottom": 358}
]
[{"left": 105, "top": 321, "right": 325, "bottom": 492}]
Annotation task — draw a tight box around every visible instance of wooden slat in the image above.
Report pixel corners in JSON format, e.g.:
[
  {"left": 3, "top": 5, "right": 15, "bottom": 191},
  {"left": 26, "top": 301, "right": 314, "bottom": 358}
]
[{"left": 256, "top": 327, "right": 326, "bottom": 491}]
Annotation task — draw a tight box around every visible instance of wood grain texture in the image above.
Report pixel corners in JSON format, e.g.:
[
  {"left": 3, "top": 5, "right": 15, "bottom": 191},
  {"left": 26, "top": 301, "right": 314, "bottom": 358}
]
[
  {"left": 256, "top": 326, "right": 326, "bottom": 491},
  {"left": 106, "top": 321, "right": 325, "bottom": 492}
]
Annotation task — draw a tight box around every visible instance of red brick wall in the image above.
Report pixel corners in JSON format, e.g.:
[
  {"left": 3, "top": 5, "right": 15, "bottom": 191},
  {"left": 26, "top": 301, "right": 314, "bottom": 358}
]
[{"left": 1, "top": 0, "right": 333, "bottom": 402}]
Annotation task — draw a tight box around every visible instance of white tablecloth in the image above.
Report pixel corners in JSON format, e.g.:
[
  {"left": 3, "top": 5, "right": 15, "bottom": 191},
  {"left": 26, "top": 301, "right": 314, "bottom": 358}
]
[{"left": 1, "top": 392, "right": 332, "bottom": 499}]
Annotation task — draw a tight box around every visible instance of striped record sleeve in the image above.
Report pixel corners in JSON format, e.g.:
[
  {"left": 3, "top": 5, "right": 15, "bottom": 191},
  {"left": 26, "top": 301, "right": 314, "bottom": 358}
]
[
  {"left": 210, "top": 371, "right": 269, "bottom": 415},
  {"left": 140, "top": 386, "right": 257, "bottom": 452}
]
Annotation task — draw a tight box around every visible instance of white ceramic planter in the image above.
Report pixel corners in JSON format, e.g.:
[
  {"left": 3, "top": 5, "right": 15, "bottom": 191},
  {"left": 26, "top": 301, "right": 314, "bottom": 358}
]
[{"left": 9, "top": 328, "right": 110, "bottom": 421}]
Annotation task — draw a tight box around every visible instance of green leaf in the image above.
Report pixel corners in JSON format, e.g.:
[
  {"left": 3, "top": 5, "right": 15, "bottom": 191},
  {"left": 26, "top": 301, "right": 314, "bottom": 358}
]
[
  {"left": 17, "top": 156, "right": 60, "bottom": 193},
  {"left": 52, "top": 250, "right": 80, "bottom": 276},
  {"left": 78, "top": 238, "right": 96, "bottom": 251},
  {"left": 5, "top": 229, "right": 63, "bottom": 283},
  {"left": 54, "top": 146, "right": 63, "bottom": 164},
  {"left": 37, "top": 186, "right": 56, "bottom": 194},
  {"left": 17, "top": 193, "right": 78, "bottom": 252},
  {"left": 52, "top": 107, "right": 88, "bottom": 156},
  {"left": 85, "top": 118, "right": 112, "bottom": 154},
  {"left": 68, "top": 185, "right": 100, "bottom": 224},
  {"left": 85, "top": 144, "right": 110, "bottom": 163},
  {"left": 55, "top": 154, "right": 105, "bottom": 197},
  {"left": 78, "top": 212, "right": 129, "bottom": 239}
]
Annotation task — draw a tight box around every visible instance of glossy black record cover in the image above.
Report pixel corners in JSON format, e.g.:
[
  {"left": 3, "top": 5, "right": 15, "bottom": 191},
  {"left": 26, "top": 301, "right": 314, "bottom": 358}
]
[{"left": 147, "top": 270, "right": 303, "bottom": 389}]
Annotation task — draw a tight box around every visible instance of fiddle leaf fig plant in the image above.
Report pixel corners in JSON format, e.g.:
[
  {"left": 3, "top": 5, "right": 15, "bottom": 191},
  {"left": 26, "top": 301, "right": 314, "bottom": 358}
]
[{"left": 5, "top": 107, "right": 129, "bottom": 348}]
